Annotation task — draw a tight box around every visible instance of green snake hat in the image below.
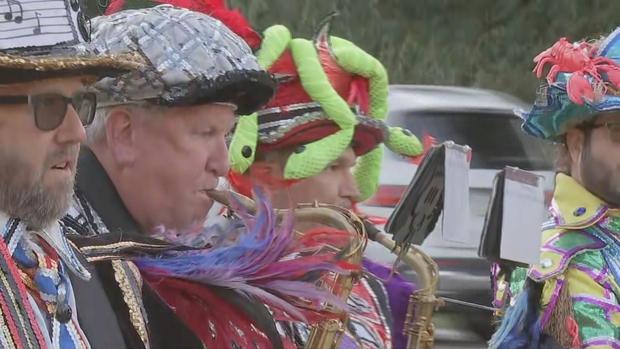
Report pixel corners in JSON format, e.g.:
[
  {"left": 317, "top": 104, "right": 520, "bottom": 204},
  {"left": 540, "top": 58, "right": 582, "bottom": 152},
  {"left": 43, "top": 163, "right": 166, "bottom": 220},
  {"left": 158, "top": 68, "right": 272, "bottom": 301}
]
[{"left": 230, "top": 17, "right": 422, "bottom": 201}]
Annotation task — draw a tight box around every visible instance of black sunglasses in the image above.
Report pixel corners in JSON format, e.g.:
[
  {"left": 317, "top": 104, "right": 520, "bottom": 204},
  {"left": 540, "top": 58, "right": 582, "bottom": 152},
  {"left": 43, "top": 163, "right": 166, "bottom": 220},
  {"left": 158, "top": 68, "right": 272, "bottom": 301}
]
[{"left": 0, "top": 92, "right": 96, "bottom": 131}]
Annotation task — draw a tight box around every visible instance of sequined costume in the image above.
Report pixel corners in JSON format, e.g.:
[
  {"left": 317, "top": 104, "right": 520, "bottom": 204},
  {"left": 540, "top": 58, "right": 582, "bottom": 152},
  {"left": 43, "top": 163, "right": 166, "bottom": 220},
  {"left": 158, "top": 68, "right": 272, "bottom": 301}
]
[
  {"left": 0, "top": 0, "right": 139, "bottom": 347},
  {"left": 490, "top": 27, "right": 620, "bottom": 349},
  {"left": 0, "top": 215, "right": 94, "bottom": 349},
  {"left": 493, "top": 174, "right": 620, "bottom": 348}
]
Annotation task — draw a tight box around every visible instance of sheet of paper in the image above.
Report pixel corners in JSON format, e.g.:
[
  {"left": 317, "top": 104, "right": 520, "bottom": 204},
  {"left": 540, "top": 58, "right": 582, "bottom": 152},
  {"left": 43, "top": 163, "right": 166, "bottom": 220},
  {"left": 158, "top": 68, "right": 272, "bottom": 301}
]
[
  {"left": 500, "top": 167, "right": 545, "bottom": 264},
  {"left": 0, "top": 0, "right": 84, "bottom": 49},
  {"left": 442, "top": 142, "right": 471, "bottom": 243}
]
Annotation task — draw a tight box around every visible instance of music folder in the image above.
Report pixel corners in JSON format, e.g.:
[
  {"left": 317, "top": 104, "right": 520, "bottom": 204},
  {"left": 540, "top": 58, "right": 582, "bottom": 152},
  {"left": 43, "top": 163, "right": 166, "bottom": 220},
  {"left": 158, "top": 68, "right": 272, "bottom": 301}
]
[
  {"left": 478, "top": 167, "right": 545, "bottom": 266},
  {"left": 385, "top": 141, "right": 471, "bottom": 250}
]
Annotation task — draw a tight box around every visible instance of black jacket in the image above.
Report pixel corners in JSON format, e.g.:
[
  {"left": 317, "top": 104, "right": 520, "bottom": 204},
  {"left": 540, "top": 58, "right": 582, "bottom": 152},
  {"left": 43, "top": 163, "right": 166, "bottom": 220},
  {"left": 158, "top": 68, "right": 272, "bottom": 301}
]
[
  {"left": 65, "top": 147, "right": 206, "bottom": 349},
  {"left": 65, "top": 147, "right": 282, "bottom": 349}
]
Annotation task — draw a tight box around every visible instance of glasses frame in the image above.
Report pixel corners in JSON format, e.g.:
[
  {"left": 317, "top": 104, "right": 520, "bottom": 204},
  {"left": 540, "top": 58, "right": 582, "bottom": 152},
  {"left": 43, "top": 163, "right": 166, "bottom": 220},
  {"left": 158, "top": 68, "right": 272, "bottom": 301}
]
[{"left": 0, "top": 92, "right": 97, "bottom": 131}]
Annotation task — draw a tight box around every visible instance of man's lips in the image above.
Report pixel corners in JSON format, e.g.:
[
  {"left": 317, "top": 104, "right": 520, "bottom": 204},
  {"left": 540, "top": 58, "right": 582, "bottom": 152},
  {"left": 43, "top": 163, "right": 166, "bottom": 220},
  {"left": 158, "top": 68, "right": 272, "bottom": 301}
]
[{"left": 51, "top": 160, "right": 73, "bottom": 171}]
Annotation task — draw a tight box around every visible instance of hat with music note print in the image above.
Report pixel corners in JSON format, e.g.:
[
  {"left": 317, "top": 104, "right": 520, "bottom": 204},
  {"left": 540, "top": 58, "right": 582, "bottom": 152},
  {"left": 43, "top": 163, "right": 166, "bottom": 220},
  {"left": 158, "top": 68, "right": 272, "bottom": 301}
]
[{"left": 0, "top": 0, "right": 141, "bottom": 84}]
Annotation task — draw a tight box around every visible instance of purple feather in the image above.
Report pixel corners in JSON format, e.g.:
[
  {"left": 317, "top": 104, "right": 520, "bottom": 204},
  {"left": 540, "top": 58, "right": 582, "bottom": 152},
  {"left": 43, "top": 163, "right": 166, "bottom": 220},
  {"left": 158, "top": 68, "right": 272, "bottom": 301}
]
[{"left": 136, "top": 187, "right": 353, "bottom": 322}]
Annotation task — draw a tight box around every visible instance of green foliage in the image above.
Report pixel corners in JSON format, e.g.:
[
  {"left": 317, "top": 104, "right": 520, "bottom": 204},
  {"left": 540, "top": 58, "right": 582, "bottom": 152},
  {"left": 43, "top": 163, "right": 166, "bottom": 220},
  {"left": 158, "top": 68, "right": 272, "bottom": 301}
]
[{"left": 229, "top": 0, "right": 619, "bottom": 102}]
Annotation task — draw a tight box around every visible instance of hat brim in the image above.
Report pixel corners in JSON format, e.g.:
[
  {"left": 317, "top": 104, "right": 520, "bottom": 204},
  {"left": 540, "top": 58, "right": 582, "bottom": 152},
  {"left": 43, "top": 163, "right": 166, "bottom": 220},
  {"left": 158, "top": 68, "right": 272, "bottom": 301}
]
[
  {"left": 257, "top": 118, "right": 385, "bottom": 156},
  {"left": 521, "top": 83, "right": 620, "bottom": 140},
  {"left": 148, "top": 70, "right": 277, "bottom": 116},
  {"left": 0, "top": 52, "right": 142, "bottom": 84}
]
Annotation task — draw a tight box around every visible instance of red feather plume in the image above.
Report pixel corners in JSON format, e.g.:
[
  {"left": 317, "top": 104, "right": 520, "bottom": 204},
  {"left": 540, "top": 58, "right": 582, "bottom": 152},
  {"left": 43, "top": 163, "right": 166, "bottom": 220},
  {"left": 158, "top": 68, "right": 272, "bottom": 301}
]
[{"left": 105, "top": 0, "right": 261, "bottom": 49}]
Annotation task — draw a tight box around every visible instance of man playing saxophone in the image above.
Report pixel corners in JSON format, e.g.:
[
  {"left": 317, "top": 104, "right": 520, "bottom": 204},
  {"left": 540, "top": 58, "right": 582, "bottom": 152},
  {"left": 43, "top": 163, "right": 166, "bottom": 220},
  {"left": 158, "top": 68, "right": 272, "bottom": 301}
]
[{"left": 226, "top": 18, "right": 425, "bottom": 348}]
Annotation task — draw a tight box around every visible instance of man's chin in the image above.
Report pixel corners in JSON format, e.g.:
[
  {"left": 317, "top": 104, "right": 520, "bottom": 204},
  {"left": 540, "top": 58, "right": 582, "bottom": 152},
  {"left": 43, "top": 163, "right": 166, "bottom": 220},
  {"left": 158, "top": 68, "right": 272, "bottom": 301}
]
[
  {"left": 584, "top": 181, "right": 620, "bottom": 207},
  {"left": 7, "top": 186, "right": 73, "bottom": 230},
  {"left": 45, "top": 180, "right": 75, "bottom": 203},
  {"left": 603, "top": 192, "right": 620, "bottom": 207}
]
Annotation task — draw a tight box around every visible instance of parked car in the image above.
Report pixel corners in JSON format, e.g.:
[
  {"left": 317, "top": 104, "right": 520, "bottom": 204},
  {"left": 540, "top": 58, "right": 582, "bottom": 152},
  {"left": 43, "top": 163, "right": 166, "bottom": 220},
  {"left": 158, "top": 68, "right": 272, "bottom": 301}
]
[{"left": 361, "top": 84, "right": 555, "bottom": 343}]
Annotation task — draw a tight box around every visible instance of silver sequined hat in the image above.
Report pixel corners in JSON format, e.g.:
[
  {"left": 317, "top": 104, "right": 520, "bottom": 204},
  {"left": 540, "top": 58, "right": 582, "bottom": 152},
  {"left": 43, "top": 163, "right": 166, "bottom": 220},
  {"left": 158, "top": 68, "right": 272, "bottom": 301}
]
[{"left": 88, "top": 5, "right": 276, "bottom": 115}]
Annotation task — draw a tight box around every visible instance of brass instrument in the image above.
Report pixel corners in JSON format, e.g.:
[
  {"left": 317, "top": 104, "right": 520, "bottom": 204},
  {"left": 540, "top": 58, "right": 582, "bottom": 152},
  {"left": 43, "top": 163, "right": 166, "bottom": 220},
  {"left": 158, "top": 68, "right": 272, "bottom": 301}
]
[
  {"left": 207, "top": 189, "right": 367, "bottom": 349},
  {"left": 207, "top": 189, "right": 441, "bottom": 349},
  {"left": 370, "top": 232, "right": 442, "bottom": 349}
]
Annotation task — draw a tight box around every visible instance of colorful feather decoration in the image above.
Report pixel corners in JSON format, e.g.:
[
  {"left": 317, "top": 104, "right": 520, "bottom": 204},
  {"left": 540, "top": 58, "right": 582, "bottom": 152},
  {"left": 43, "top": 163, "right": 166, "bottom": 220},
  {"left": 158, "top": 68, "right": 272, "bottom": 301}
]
[
  {"left": 489, "top": 280, "right": 542, "bottom": 349},
  {"left": 136, "top": 188, "right": 358, "bottom": 323}
]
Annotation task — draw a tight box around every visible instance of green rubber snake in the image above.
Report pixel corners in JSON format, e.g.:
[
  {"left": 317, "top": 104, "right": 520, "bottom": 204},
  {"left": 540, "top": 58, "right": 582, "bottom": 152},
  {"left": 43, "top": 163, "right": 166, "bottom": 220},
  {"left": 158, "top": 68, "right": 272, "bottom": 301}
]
[
  {"left": 229, "top": 25, "right": 291, "bottom": 174},
  {"left": 228, "top": 24, "right": 423, "bottom": 202},
  {"left": 284, "top": 38, "right": 357, "bottom": 178}
]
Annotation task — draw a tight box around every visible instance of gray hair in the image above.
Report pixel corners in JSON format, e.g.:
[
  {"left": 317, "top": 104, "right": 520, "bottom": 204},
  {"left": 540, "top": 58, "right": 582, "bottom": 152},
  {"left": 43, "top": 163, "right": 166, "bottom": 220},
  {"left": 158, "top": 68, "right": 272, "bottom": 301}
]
[
  {"left": 85, "top": 107, "right": 112, "bottom": 145},
  {"left": 86, "top": 104, "right": 165, "bottom": 145}
]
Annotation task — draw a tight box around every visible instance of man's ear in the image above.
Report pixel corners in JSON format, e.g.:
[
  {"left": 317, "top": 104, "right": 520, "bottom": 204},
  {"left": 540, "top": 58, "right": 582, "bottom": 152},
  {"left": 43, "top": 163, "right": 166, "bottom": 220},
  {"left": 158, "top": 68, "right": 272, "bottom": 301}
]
[
  {"left": 104, "top": 107, "right": 138, "bottom": 165},
  {"left": 565, "top": 128, "right": 584, "bottom": 178}
]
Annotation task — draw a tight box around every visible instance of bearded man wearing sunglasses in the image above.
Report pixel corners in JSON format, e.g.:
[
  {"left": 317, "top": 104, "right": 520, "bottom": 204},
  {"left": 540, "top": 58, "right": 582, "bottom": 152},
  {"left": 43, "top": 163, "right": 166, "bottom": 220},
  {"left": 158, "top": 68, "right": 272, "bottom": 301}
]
[
  {"left": 0, "top": 1, "right": 140, "bottom": 347},
  {"left": 490, "top": 28, "right": 620, "bottom": 348},
  {"left": 60, "top": 5, "right": 278, "bottom": 349}
]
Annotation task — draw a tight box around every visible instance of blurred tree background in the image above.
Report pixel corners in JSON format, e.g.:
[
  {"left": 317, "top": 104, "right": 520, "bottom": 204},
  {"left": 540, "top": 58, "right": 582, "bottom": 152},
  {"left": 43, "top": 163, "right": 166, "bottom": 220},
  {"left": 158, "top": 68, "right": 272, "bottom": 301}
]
[{"left": 228, "top": 0, "right": 619, "bottom": 103}]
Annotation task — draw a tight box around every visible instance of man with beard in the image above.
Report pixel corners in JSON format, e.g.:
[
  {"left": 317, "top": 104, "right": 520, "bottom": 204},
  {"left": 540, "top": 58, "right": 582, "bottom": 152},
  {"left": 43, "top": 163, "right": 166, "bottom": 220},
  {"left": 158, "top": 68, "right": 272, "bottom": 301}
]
[
  {"left": 226, "top": 21, "right": 424, "bottom": 348},
  {"left": 62, "top": 5, "right": 281, "bottom": 349},
  {"left": 489, "top": 28, "right": 620, "bottom": 349},
  {"left": 0, "top": 1, "right": 139, "bottom": 347}
]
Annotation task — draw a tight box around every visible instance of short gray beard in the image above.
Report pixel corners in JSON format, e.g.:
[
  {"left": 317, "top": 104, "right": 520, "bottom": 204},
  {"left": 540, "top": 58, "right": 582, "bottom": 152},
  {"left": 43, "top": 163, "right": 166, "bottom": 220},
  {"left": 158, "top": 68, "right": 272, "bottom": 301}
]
[
  {"left": 0, "top": 179, "right": 73, "bottom": 230},
  {"left": 0, "top": 147, "right": 77, "bottom": 230}
]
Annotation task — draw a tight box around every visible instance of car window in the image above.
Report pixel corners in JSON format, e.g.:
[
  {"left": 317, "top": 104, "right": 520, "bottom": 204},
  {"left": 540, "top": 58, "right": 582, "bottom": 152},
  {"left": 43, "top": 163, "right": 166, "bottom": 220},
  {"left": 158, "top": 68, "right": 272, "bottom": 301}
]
[{"left": 387, "top": 110, "right": 554, "bottom": 170}]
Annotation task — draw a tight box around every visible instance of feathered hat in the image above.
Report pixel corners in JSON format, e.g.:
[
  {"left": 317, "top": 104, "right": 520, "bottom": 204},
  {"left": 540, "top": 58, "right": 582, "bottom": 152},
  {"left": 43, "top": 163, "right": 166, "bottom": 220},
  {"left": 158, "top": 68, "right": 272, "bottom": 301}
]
[
  {"left": 229, "top": 15, "right": 423, "bottom": 201},
  {"left": 0, "top": 0, "right": 140, "bottom": 84},
  {"left": 521, "top": 27, "right": 620, "bottom": 140}
]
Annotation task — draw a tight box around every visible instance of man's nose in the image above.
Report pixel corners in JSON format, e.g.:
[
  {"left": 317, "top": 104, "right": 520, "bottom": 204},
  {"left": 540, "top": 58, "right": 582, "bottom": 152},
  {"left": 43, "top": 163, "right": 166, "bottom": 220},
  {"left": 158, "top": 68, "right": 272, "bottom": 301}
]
[
  {"left": 341, "top": 170, "right": 361, "bottom": 203},
  {"left": 206, "top": 135, "right": 230, "bottom": 176},
  {"left": 54, "top": 104, "right": 86, "bottom": 145}
]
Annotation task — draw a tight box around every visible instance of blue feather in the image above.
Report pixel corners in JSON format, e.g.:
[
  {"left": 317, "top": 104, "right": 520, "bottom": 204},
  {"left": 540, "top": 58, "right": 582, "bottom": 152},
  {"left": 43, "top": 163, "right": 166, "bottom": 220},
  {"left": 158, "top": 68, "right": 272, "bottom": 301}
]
[{"left": 489, "top": 283, "right": 542, "bottom": 349}]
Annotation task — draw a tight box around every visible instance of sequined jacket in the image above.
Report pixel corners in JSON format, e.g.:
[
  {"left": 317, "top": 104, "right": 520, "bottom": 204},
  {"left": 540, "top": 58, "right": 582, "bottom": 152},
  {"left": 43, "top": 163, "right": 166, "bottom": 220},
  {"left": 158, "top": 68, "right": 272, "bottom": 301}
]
[
  {"left": 492, "top": 173, "right": 620, "bottom": 348},
  {"left": 0, "top": 213, "right": 92, "bottom": 349}
]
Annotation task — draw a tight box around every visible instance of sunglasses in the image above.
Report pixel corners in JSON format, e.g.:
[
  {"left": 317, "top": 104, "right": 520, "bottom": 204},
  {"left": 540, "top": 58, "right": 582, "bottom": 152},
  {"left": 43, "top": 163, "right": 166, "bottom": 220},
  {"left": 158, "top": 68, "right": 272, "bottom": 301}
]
[{"left": 0, "top": 92, "right": 96, "bottom": 131}]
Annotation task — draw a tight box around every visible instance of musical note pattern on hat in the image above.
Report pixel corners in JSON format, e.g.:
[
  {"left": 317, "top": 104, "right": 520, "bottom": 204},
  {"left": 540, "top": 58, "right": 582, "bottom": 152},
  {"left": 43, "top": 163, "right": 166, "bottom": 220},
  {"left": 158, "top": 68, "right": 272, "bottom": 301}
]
[{"left": 0, "top": 0, "right": 88, "bottom": 50}]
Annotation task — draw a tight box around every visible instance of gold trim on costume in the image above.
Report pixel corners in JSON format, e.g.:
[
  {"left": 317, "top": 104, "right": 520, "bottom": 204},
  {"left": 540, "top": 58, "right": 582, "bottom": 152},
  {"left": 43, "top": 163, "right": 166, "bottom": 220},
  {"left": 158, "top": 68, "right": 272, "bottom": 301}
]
[{"left": 111, "top": 260, "right": 150, "bottom": 349}]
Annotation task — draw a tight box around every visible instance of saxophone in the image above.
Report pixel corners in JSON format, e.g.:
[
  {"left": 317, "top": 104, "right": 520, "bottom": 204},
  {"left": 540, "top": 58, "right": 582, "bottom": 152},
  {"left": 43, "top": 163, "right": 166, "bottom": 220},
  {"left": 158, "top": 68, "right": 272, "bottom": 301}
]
[
  {"left": 207, "top": 190, "right": 441, "bottom": 349},
  {"left": 369, "top": 231, "right": 442, "bottom": 349},
  {"left": 206, "top": 189, "right": 366, "bottom": 349}
]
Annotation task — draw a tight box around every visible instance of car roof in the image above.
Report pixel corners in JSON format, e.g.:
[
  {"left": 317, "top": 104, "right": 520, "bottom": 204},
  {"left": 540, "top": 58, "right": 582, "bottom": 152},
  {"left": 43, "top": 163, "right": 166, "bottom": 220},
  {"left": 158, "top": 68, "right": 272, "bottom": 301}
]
[{"left": 388, "top": 84, "right": 530, "bottom": 115}]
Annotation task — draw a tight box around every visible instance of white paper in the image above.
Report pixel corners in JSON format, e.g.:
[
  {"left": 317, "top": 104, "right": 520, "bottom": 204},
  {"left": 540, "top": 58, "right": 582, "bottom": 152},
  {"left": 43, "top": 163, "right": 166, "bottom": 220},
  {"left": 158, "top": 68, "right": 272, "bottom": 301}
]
[
  {"left": 500, "top": 168, "right": 545, "bottom": 264},
  {"left": 442, "top": 142, "right": 471, "bottom": 243},
  {"left": 0, "top": 0, "right": 83, "bottom": 49}
]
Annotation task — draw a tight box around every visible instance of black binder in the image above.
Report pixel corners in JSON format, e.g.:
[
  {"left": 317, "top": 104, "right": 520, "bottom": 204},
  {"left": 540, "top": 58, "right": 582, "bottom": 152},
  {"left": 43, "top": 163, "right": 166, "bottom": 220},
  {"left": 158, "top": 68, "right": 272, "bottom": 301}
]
[
  {"left": 477, "top": 170, "right": 505, "bottom": 263},
  {"left": 478, "top": 168, "right": 531, "bottom": 267},
  {"left": 384, "top": 144, "right": 446, "bottom": 249}
]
